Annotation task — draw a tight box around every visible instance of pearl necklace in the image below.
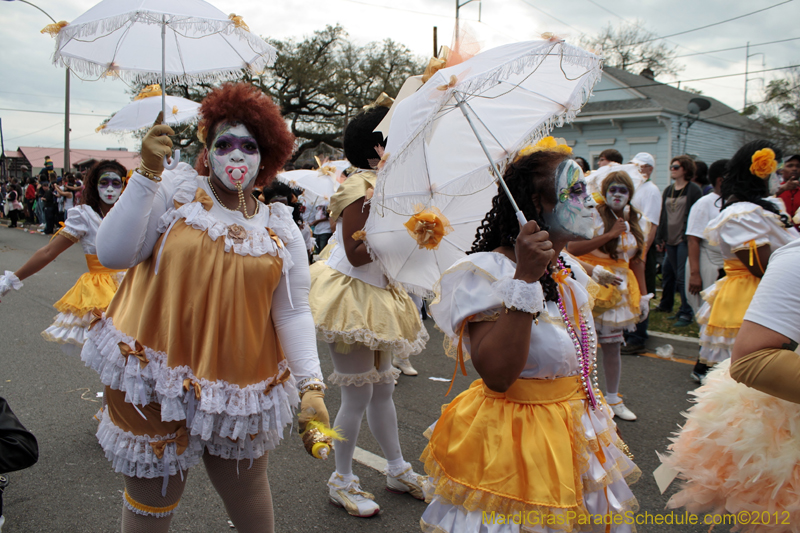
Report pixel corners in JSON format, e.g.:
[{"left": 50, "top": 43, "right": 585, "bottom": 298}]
[
  {"left": 555, "top": 259, "right": 601, "bottom": 410},
  {"left": 207, "top": 177, "right": 258, "bottom": 220}
]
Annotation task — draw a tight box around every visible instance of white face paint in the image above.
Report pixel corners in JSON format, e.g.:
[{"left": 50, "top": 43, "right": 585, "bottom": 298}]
[
  {"left": 545, "top": 160, "right": 595, "bottom": 240},
  {"left": 97, "top": 172, "right": 123, "bottom": 205},
  {"left": 207, "top": 122, "right": 261, "bottom": 191},
  {"left": 605, "top": 182, "right": 630, "bottom": 211}
]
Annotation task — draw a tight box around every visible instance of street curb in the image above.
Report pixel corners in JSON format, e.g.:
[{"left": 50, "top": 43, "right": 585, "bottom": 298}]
[{"left": 645, "top": 330, "right": 698, "bottom": 360}]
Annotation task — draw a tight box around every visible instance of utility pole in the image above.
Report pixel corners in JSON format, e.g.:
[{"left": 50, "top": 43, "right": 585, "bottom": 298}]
[
  {"left": 11, "top": 1, "right": 70, "bottom": 175},
  {"left": 744, "top": 41, "right": 766, "bottom": 109},
  {"left": 455, "top": 0, "right": 481, "bottom": 44},
  {"left": 433, "top": 26, "right": 438, "bottom": 57}
]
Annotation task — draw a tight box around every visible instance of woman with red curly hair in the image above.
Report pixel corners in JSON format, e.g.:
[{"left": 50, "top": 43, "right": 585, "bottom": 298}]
[{"left": 86, "top": 83, "right": 329, "bottom": 532}]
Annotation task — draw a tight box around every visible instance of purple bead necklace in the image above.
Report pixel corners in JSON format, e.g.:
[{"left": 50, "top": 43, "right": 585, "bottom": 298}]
[{"left": 555, "top": 259, "right": 601, "bottom": 411}]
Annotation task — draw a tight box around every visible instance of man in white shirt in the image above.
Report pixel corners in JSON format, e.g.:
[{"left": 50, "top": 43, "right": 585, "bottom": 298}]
[
  {"left": 685, "top": 159, "right": 728, "bottom": 381},
  {"left": 622, "top": 152, "right": 661, "bottom": 354}
]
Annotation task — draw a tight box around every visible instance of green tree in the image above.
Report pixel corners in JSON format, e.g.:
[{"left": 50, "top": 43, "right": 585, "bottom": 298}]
[
  {"left": 580, "top": 21, "right": 683, "bottom": 78},
  {"left": 755, "top": 68, "right": 800, "bottom": 153},
  {"left": 250, "top": 24, "right": 424, "bottom": 159}
]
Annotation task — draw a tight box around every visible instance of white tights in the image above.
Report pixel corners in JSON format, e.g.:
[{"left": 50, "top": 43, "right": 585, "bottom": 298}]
[
  {"left": 601, "top": 341, "right": 622, "bottom": 396},
  {"left": 329, "top": 343, "right": 405, "bottom": 476}
]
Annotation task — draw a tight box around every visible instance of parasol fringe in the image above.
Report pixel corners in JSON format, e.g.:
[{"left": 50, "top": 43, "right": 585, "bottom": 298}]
[
  {"left": 52, "top": 53, "right": 273, "bottom": 86},
  {"left": 55, "top": 12, "right": 270, "bottom": 51},
  {"left": 375, "top": 40, "right": 601, "bottom": 214}
]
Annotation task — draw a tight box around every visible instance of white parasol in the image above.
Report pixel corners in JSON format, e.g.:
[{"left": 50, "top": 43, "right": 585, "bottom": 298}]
[
  {"left": 52, "top": 0, "right": 276, "bottom": 165},
  {"left": 276, "top": 160, "right": 350, "bottom": 206},
  {"left": 365, "top": 39, "right": 602, "bottom": 296},
  {"left": 98, "top": 84, "right": 200, "bottom": 133}
]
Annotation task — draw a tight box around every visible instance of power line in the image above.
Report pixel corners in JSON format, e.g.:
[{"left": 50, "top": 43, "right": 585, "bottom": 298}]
[
  {"left": 594, "top": 63, "right": 800, "bottom": 92},
  {"left": 0, "top": 108, "right": 103, "bottom": 117},
  {"left": 5, "top": 121, "right": 63, "bottom": 142},
  {"left": 627, "top": 0, "right": 794, "bottom": 46},
  {"left": 515, "top": 0, "right": 586, "bottom": 37},
  {"left": 582, "top": 0, "right": 737, "bottom": 65},
  {"left": 675, "top": 36, "right": 800, "bottom": 58}
]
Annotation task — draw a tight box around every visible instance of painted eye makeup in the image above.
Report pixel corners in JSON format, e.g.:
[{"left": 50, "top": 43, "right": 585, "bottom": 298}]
[{"left": 608, "top": 186, "right": 628, "bottom": 195}]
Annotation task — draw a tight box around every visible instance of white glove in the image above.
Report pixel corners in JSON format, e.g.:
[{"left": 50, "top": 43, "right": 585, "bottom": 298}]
[
  {"left": 591, "top": 266, "right": 623, "bottom": 287},
  {"left": 0, "top": 270, "right": 23, "bottom": 299},
  {"left": 639, "top": 293, "right": 654, "bottom": 321}
]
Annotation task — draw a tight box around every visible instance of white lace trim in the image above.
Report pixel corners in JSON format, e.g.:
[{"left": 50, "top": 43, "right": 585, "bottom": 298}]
[
  {"left": 83, "top": 315, "right": 300, "bottom": 444},
  {"left": 328, "top": 366, "right": 401, "bottom": 387},
  {"left": 156, "top": 167, "right": 296, "bottom": 276},
  {"left": 490, "top": 278, "right": 545, "bottom": 314},
  {"left": 0, "top": 271, "right": 22, "bottom": 297},
  {"left": 41, "top": 311, "right": 91, "bottom": 347},
  {"left": 315, "top": 323, "right": 430, "bottom": 359},
  {"left": 97, "top": 410, "right": 202, "bottom": 479}
]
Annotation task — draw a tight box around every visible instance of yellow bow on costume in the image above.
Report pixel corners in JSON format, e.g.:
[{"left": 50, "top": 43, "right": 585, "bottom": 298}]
[
  {"left": 119, "top": 340, "right": 149, "bottom": 368},
  {"left": 88, "top": 308, "right": 104, "bottom": 331},
  {"left": 150, "top": 427, "right": 189, "bottom": 459},
  {"left": 182, "top": 379, "right": 201, "bottom": 400}
]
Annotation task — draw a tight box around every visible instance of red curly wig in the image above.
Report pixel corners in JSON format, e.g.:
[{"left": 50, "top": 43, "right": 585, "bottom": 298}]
[{"left": 195, "top": 83, "right": 295, "bottom": 187}]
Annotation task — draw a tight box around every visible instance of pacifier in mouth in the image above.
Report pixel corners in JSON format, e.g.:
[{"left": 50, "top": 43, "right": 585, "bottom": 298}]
[{"left": 226, "top": 166, "right": 247, "bottom": 185}]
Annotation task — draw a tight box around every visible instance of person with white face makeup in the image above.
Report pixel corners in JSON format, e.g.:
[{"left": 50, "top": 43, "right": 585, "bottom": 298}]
[
  {"left": 422, "top": 142, "right": 639, "bottom": 533},
  {"left": 86, "top": 83, "right": 329, "bottom": 533},
  {"left": 0, "top": 160, "right": 127, "bottom": 357},
  {"left": 566, "top": 171, "right": 651, "bottom": 422}
]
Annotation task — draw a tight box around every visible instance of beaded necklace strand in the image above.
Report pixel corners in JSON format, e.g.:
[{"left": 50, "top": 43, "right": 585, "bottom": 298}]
[{"left": 554, "top": 258, "right": 601, "bottom": 411}]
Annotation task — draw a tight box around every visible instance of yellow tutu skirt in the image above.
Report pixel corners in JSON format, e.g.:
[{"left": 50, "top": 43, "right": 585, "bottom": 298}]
[
  {"left": 41, "top": 254, "right": 124, "bottom": 352},
  {"left": 422, "top": 377, "right": 640, "bottom": 531},
  {"left": 578, "top": 255, "right": 640, "bottom": 330},
  {"left": 309, "top": 261, "right": 427, "bottom": 357}
]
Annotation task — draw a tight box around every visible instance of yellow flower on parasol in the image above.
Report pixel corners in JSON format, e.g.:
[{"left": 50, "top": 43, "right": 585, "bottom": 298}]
[{"left": 403, "top": 206, "right": 453, "bottom": 250}]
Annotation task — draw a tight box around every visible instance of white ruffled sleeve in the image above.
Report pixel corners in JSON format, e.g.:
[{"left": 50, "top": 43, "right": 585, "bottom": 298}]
[
  {"left": 430, "top": 254, "right": 542, "bottom": 354},
  {"left": 96, "top": 165, "right": 188, "bottom": 269},
  {"left": 60, "top": 206, "right": 89, "bottom": 242},
  {"left": 709, "top": 204, "right": 779, "bottom": 252},
  {"left": 271, "top": 220, "right": 324, "bottom": 385}
]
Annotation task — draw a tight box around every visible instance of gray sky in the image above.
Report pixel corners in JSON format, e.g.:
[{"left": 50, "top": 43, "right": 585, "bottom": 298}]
[{"left": 1, "top": 0, "right": 797, "bottom": 154}]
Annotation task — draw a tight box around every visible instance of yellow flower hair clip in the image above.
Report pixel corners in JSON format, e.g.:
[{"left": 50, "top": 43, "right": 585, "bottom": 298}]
[
  {"left": 591, "top": 192, "right": 606, "bottom": 206},
  {"left": 515, "top": 136, "right": 572, "bottom": 161},
  {"left": 750, "top": 148, "right": 778, "bottom": 179}
]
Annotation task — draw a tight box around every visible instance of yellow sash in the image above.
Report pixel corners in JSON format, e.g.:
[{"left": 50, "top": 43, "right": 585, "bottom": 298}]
[
  {"left": 705, "top": 259, "right": 760, "bottom": 334},
  {"left": 578, "top": 255, "right": 640, "bottom": 316},
  {"left": 85, "top": 254, "right": 126, "bottom": 275}
]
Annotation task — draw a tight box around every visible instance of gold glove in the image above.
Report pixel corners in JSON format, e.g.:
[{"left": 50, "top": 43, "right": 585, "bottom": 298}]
[
  {"left": 298, "top": 389, "right": 329, "bottom": 433},
  {"left": 140, "top": 112, "right": 175, "bottom": 177},
  {"left": 730, "top": 348, "right": 800, "bottom": 404}
]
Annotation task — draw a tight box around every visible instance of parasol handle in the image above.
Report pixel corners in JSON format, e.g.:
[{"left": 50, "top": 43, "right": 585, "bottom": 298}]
[
  {"left": 453, "top": 92, "right": 528, "bottom": 226},
  {"left": 163, "top": 150, "right": 180, "bottom": 170}
]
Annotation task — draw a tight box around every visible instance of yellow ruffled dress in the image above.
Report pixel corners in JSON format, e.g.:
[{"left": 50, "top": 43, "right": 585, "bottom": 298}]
[
  {"left": 82, "top": 166, "right": 305, "bottom": 480},
  {"left": 309, "top": 171, "right": 428, "bottom": 373},
  {"left": 696, "top": 202, "right": 798, "bottom": 364},
  {"left": 40, "top": 205, "right": 125, "bottom": 356},
  {"left": 578, "top": 214, "right": 645, "bottom": 340},
  {"left": 423, "top": 253, "right": 640, "bottom": 533}
]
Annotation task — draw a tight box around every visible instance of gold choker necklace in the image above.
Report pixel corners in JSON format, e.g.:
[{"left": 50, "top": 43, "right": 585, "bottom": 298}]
[{"left": 208, "top": 177, "right": 258, "bottom": 219}]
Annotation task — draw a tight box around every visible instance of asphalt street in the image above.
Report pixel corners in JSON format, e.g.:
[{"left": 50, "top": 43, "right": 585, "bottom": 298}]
[{"left": 0, "top": 224, "right": 732, "bottom": 533}]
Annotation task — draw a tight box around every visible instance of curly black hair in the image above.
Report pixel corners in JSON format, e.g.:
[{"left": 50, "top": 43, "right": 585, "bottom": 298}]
[
  {"left": 721, "top": 140, "right": 791, "bottom": 227},
  {"left": 471, "top": 150, "right": 572, "bottom": 302},
  {"left": 343, "top": 106, "right": 389, "bottom": 170}
]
